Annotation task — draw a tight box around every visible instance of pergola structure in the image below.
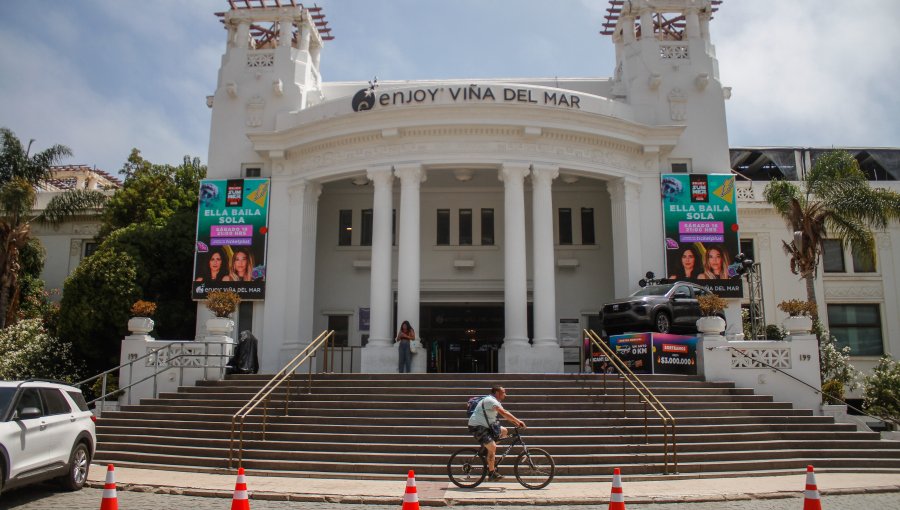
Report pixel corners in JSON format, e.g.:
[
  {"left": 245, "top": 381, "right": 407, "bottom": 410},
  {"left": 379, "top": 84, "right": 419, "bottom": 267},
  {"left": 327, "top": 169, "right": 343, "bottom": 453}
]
[
  {"left": 600, "top": 0, "right": 722, "bottom": 38},
  {"left": 216, "top": 0, "right": 334, "bottom": 48}
]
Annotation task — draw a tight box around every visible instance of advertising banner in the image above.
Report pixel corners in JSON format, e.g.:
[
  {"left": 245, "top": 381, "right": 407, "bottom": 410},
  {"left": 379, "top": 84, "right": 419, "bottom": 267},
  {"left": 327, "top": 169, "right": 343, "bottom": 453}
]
[
  {"left": 651, "top": 333, "right": 698, "bottom": 375},
  {"left": 609, "top": 333, "right": 653, "bottom": 374},
  {"left": 660, "top": 173, "right": 743, "bottom": 297},
  {"left": 192, "top": 178, "right": 270, "bottom": 300}
]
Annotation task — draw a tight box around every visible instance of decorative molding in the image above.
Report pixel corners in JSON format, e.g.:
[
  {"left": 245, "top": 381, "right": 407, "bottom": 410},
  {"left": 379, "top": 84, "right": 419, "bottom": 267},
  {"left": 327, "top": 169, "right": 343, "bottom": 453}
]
[
  {"left": 70, "top": 240, "right": 82, "bottom": 257},
  {"left": 824, "top": 282, "right": 883, "bottom": 299},
  {"left": 246, "top": 95, "right": 265, "bottom": 128},
  {"left": 660, "top": 44, "right": 689, "bottom": 60},
  {"left": 668, "top": 88, "right": 687, "bottom": 121},
  {"left": 146, "top": 344, "right": 206, "bottom": 367},
  {"left": 736, "top": 185, "right": 755, "bottom": 201},
  {"left": 731, "top": 348, "right": 791, "bottom": 369},
  {"left": 247, "top": 51, "right": 274, "bottom": 69}
]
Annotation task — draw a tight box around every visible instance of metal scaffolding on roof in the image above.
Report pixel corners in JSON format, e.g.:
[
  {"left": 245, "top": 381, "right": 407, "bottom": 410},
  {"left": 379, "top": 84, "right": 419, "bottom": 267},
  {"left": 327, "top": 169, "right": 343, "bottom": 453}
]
[
  {"left": 600, "top": 0, "right": 722, "bottom": 38},
  {"left": 216, "top": 0, "right": 334, "bottom": 42}
]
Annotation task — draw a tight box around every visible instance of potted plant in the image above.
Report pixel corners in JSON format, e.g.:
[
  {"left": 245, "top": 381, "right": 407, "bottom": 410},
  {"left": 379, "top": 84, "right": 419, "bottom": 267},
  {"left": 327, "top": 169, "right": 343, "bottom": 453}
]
[
  {"left": 696, "top": 293, "right": 727, "bottom": 336},
  {"left": 127, "top": 300, "right": 157, "bottom": 336},
  {"left": 777, "top": 299, "right": 816, "bottom": 335},
  {"left": 205, "top": 290, "right": 240, "bottom": 336}
]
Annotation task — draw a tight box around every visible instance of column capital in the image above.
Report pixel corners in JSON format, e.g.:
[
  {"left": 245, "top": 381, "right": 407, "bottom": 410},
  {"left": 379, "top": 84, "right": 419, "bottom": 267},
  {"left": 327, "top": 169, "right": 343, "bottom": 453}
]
[
  {"left": 287, "top": 179, "right": 322, "bottom": 202},
  {"left": 607, "top": 177, "right": 642, "bottom": 203},
  {"left": 499, "top": 163, "right": 530, "bottom": 183},
  {"left": 366, "top": 166, "right": 394, "bottom": 186},
  {"left": 531, "top": 164, "right": 559, "bottom": 185},
  {"left": 394, "top": 163, "right": 427, "bottom": 185}
]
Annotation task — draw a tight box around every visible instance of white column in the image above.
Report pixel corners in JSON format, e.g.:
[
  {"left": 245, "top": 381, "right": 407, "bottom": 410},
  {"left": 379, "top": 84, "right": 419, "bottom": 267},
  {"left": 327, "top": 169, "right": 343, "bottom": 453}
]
[
  {"left": 292, "top": 181, "right": 321, "bottom": 345},
  {"left": 278, "top": 17, "right": 293, "bottom": 47},
  {"left": 640, "top": 9, "right": 654, "bottom": 40},
  {"left": 366, "top": 166, "right": 394, "bottom": 347},
  {"left": 608, "top": 178, "right": 643, "bottom": 298},
  {"left": 236, "top": 22, "right": 251, "bottom": 49},
  {"left": 531, "top": 165, "right": 559, "bottom": 347},
  {"left": 258, "top": 174, "right": 291, "bottom": 372},
  {"left": 685, "top": 8, "right": 700, "bottom": 39},
  {"left": 395, "top": 164, "right": 425, "bottom": 334},
  {"left": 499, "top": 163, "right": 530, "bottom": 346}
]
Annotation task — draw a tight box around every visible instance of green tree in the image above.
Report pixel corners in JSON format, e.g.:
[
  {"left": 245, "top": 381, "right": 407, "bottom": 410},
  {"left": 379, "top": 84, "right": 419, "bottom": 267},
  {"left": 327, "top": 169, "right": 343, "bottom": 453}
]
[
  {"left": 0, "top": 318, "right": 81, "bottom": 382},
  {"left": 763, "top": 151, "right": 900, "bottom": 310},
  {"left": 0, "top": 128, "right": 107, "bottom": 327},
  {"left": 863, "top": 356, "right": 900, "bottom": 425}
]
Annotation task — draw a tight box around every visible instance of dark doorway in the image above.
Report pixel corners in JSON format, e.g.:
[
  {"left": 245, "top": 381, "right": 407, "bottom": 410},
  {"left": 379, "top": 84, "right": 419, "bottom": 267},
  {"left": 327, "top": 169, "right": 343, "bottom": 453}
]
[{"left": 420, "top": 303, "right": 533, "bottom": 373}]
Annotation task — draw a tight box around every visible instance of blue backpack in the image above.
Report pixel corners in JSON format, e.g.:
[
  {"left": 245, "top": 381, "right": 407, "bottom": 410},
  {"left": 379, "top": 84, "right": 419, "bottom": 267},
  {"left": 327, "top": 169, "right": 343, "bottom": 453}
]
[{"left": 466, "top": 396, "right": 487, "bottom": 418}]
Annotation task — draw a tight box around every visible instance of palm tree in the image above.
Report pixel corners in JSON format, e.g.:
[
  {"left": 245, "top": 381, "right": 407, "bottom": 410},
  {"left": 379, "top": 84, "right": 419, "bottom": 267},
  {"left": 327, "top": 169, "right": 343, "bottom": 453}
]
[
  {"left": 763, "top": 150, "right": 900, "bottom": 313},
  {"left": 0, "top": 128, "right": 108, "bottom": 327}
]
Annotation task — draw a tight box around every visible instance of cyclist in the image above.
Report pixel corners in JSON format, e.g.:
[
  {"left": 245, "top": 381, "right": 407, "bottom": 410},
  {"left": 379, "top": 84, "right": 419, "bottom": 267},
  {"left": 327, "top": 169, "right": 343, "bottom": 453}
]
[{"left": 467, "top": 384, "right": 526, "bottom": 481}]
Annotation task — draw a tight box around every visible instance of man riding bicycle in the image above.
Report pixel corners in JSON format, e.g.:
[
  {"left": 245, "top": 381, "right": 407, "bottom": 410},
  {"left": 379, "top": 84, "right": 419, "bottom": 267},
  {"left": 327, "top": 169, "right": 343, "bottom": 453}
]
[{"left": 467, "top": 384, "right": 526, "bottom": 481}]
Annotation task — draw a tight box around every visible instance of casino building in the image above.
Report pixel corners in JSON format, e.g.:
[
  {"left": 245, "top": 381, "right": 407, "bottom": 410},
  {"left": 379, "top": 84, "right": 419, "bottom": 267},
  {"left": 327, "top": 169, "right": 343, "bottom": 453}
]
[{"left": 200, "top": 0, "right": 900, "bottom": 377}]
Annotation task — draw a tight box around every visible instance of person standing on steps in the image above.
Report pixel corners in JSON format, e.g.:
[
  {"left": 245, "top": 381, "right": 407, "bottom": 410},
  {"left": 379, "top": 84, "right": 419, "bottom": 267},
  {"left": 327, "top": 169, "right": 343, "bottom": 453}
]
[
  {"left": 396, "top": 320, "right": 415, "bottom": 373},
  {"left": 468, "top": 384, "right": 526, "bottom": 481}
]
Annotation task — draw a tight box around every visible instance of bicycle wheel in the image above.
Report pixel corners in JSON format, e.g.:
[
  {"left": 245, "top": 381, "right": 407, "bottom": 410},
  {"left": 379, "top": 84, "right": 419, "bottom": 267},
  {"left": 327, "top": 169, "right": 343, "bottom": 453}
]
[
  {"left": 514, "top": 448, "right": 555, "bottom": 489},
  {"left": 447, "top": 448, "right": 487, "bottom": 488}
]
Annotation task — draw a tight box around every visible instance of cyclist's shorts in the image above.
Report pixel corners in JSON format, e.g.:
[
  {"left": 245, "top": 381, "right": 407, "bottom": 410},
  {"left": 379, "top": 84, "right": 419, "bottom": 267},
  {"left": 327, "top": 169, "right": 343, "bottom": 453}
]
[{"left": 469, "top": 425, "right": 496, "bottom": 445}]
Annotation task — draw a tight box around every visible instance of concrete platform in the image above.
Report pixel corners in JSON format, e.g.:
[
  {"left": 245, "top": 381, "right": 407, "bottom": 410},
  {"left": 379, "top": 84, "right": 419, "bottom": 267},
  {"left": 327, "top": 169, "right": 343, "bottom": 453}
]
[{"left": 87, "top": 464, "right": 900, "bottom": 506}]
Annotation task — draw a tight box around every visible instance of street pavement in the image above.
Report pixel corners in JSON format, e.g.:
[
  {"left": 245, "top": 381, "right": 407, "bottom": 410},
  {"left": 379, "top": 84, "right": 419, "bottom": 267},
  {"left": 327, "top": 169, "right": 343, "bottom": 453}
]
[{"left": 1, "top": 464, "right": 899, "bottom": 509}]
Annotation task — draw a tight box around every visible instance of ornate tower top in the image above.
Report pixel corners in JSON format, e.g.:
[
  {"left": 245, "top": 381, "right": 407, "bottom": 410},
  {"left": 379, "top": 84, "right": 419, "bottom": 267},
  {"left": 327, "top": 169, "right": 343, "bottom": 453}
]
[
  {"left": 601, "top": 0, "right": 722, "bottom": 40},
  {"left": 216, "top": 0, "right": 333, "bottom": 51}
]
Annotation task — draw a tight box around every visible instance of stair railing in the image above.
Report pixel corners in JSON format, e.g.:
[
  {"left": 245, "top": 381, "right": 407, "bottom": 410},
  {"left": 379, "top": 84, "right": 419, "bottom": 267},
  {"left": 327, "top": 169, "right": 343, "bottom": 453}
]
[
  {"left": 76, "top": 340, "right": 233, "bottom": 416},
  {"left": 228, "top": 330, "right": 335, "bottom": 468},
  {"left": 584, "top": 329, "right": 678, "bottom": 474}
]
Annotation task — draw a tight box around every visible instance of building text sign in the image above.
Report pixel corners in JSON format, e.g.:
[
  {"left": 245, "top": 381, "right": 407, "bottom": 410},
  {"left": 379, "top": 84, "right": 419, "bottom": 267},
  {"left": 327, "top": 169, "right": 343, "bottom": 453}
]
[{"left": 352, "top": 84, "right": 581, "bottom": 112}]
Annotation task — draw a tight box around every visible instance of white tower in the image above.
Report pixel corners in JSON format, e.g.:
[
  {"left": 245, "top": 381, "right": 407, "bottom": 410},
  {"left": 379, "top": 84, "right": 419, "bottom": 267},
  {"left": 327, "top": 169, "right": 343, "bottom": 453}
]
[{"left": 605, "top": 0, "right": 730, "bottom": 173}]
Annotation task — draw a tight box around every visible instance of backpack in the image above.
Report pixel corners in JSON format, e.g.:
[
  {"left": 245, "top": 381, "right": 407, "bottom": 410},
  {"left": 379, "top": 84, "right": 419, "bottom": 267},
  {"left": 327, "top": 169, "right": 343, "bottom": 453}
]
[{"left": 466, "top": 396, "right": 487, "bottom": 418}]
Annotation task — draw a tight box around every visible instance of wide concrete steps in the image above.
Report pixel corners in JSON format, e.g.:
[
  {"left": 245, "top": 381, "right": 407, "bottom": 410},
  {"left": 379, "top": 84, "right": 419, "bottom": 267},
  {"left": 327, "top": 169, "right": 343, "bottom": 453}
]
[{"left": 94, "top": 373, "right": 900, "bottom": 480}]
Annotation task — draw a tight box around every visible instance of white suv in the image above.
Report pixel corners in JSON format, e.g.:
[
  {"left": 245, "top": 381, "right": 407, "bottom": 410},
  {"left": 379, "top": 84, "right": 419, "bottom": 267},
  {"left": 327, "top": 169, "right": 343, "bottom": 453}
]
[{"left": 0, "top": 380, "right": 96, "bottom": 495}]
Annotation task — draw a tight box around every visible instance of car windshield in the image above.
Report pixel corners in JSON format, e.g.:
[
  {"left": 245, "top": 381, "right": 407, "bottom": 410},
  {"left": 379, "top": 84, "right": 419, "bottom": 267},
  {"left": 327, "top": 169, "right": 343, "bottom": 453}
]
[
  {"left": 0, "top": 387, "right": 16, "bottom": 417},
  {"left": 631, "top": 284, "right": 674, "bottom": 297}
]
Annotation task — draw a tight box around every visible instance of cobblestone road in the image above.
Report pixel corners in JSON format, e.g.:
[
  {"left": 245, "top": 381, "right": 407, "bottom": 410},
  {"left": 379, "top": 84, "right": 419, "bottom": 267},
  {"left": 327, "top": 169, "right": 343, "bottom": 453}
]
[{"left": 2, "top": 486, "right": 900, "bottom": 510}]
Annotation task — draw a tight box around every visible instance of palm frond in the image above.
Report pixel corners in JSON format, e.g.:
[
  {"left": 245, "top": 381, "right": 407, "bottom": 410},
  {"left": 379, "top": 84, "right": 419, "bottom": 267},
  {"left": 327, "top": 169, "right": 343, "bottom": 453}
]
[
  {"left": 763, "top": 180, "right": 802, "bottom": 219},
  {"left": 37, "top": 189, "right": 108, "bottom": 225}
]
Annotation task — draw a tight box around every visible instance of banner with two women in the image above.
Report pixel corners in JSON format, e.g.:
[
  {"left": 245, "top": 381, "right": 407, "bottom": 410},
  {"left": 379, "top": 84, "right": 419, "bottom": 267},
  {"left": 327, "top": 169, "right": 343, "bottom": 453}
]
[
  {"left": 192, "top": 178, "right": 270, "bottom": 300},
  {"left": 660, "top": 173, "right": 742, "bottom": 298}
]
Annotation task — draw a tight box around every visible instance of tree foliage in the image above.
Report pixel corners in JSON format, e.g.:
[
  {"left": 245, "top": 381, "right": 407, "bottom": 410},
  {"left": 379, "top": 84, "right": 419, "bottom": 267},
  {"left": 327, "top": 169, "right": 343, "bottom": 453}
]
[
  {"left": 0, "top": 127, "right": 107, "bottom": 327},
  {"left": 0, "top": 318, "right": 81, "bottom": 382},
  {"left": 763, "top": 151, "right": 900, "bottom": 308},
  {"left": 863, "top": 356, "right": 900, "bottom": 425}
]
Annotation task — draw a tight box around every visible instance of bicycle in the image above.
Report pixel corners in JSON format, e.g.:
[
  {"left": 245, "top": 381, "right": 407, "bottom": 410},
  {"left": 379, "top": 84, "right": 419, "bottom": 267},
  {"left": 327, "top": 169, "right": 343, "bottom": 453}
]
[{"left": 447, "top": 426, "right": 555, "bottom": 489}]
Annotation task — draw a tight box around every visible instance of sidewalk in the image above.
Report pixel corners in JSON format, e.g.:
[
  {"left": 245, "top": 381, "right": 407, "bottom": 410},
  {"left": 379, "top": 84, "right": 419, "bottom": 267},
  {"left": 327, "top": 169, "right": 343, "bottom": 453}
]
[{"left": 87, "top": 465, "right": 900, "bottom": 506}]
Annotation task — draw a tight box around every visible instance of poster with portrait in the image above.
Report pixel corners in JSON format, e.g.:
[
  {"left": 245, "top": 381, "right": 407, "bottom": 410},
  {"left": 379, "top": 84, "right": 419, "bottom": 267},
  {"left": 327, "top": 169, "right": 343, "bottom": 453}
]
[
  {"left": 651, "top": 333, "right": 698, "bottom": 375},
  {"left": 660, "top": 173, "right": 743, "bottom": 297},
  {"left": 192, "top": 178, "right": 270, "bottom": 300}
]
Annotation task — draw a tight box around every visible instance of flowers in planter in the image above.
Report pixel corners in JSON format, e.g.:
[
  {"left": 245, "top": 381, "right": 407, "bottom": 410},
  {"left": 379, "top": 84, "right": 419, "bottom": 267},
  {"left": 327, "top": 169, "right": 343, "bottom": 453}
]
[
  {"left": 819, "top": 333, "right": 859, "bottom": 405},
  {"left": 697, "top": 293, "right": 727, "bottom": 317},
  {"left": 129, "top": 300, "right": 157, "bottom": 318},
  {"left": 777, "top": 299, "right": 816, "bottom": 317},
  {"left": 205, "top": 290, "right": 240, "bottom": 318}
]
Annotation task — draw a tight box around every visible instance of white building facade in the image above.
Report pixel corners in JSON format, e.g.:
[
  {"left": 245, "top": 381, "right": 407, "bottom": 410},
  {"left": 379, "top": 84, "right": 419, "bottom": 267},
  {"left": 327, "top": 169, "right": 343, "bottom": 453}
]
[{"left": 202, "top": 0, "right": 899, "bottom": 377}]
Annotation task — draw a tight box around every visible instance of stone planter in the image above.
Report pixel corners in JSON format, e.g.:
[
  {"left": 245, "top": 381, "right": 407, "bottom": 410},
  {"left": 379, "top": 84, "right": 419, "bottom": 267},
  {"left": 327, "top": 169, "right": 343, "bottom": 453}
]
[
  {"left": 821, "top": 403, "right": 848, "bottom": 421},
  {"left": 206, "top": 317, "right": 235, "bottom": 336},
  {"left": 696, "top": 316, "right": 726, "bottom": 336},
  {"left": 783, "top": 315, "right": 813, "bottom": 335},
  {"left": 127, "top": 317, "right": 154, "bottom": 335}
]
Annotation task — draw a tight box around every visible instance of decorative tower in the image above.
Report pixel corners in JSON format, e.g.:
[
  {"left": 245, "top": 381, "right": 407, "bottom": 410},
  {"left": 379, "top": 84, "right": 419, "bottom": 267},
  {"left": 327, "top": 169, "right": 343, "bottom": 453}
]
[
  {"left": 206, "top": 1, "right": 332, "bottom": 175},
  {"left": 604, "top": 0, "right": 730, "bottom": 173}
]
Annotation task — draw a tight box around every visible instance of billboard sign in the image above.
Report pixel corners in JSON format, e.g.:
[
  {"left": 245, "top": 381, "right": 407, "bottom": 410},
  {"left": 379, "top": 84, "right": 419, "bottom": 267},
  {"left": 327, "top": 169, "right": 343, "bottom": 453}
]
[
  {"left": 651, "top": 333, "right": 698, "bottom": 375},
  {"left": 609, "top": 333, "right": 653, "bottom": 374}
]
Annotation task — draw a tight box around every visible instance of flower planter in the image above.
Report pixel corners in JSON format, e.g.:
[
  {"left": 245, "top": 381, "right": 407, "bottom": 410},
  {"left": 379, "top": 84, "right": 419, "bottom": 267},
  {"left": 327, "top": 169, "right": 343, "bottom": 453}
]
[
  {"left": 127, "top": 317, "right": 154, "bottom": 335},
  {"left": 696, "top": 316, "right": 726, "bottom": 336},
  {"left": 206, "top": 317, "right": 235, "bottom": 336},
  {"left": 783, "top": 315, "right": 813, "bottom": 335}
]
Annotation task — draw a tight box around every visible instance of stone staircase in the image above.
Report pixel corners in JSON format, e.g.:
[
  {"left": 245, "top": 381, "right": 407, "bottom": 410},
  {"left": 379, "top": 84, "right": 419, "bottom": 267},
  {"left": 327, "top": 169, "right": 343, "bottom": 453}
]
[{"left": 94, "top": 373, "right": 900, "bottom": 480}]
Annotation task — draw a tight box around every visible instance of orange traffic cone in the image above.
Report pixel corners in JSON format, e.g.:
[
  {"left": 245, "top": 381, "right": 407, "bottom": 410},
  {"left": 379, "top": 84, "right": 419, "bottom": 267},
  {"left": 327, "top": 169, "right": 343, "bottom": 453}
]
[
  {"left": 401, "top": 469, "right": 420, "bottom": 510},
  {"left": 100, "top": 464, "right": 118, "bottom": 510},
  {"left": 231, "top": 467, "right": 250, "bottom": 510},
  {"left": 608, "top": 467, "right": 626, "bottom": 510},
  {"left": 803, "top": 465, "right": 822, "bottom": 510}
]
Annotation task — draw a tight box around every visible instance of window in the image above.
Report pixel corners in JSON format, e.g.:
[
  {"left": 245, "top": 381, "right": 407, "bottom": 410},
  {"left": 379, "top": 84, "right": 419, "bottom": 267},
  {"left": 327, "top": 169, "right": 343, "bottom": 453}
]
[
  {"left": 558, "top": 208, "right": 572, "bottom": 245},
  {"left": 244, "top": 167, "right": 261, "bottom": 177},
  {"left": 15, "top": 389, "right": 43, "bottom": 418},
  {"left": 670, "top": 159, "right": 692, "bottom": 174},
  {"left": 361, "top": 209, "right": 373, "bottom": 246},
  {"left": 327, "top": 315, "right": 349, "bottom": 347},
  {"left": 581, "top": 208, "right": 595, "bottom": 245},
  {"left": 851, "top": 244, "right": 876, "bottom": 273},
  {"left": 66, "top": 391, "right": 89, "bottom": 412},
  {"left": 338, "top": 209, "right": 352, "bottom": 246},
  {"left": 827, "top": 304, "right": 883, "bottom": 356},
  {"left": 739, "top": 239, "right": 755, "bottom": 262},
  {"left": 39, "top": 389, "right": 71, "bottom": 415},
  {"left": 822, "top": 239, "right": 845, "bottom": 273},
  {"left": 481, "top": 209, "right": 494, "bottom": 245},
  {"left": 459, "top": 209, "right": 472, "bottom": 246},
  {"left": 436, "top": 209, "right": 450, "bottom": 245},
  {"left": 83, "top": 241, "right": 98, "bottom": 258}
]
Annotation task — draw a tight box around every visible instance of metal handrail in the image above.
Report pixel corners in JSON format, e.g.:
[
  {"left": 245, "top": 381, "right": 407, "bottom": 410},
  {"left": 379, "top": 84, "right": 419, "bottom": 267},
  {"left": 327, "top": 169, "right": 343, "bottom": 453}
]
[
  {"left": 584, "top": 329, "right": 678, "bottom": 474},
  {"left": 75, "top": 340, "right": 233, "bottom": 416},
  {"left": 718, "top": 345, "right": 900, "bottom": 429},
  {"left": 228, "top": 330, "right": 335, "bottom": 468}
]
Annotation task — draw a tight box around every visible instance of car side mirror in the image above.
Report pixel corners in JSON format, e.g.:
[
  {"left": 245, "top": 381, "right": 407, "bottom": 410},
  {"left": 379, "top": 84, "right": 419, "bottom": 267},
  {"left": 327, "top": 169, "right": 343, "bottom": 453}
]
[{"left": 15, "top": 407, "right": 42, "bottom": 420}]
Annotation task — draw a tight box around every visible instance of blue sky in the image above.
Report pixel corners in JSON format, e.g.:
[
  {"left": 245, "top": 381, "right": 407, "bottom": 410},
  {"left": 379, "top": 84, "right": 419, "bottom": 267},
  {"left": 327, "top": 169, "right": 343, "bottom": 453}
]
[{"left": 1, "top": 0, "right": 898, "bottom": 174}]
